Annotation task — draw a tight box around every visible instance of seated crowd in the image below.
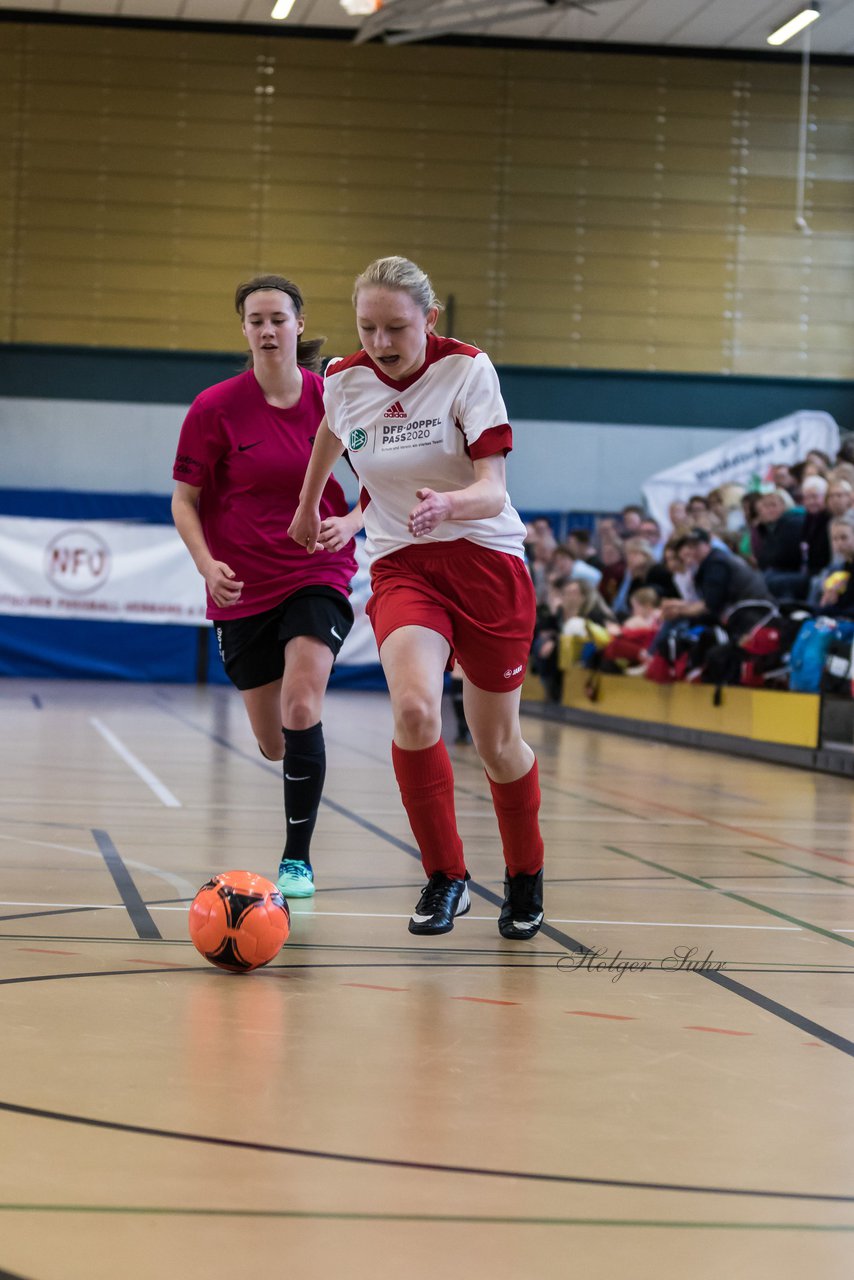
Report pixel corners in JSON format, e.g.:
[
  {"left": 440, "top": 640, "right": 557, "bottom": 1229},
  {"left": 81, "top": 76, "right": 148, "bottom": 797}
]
[{"left": 527, "top": 437, "right": 854, "bottom": 699}]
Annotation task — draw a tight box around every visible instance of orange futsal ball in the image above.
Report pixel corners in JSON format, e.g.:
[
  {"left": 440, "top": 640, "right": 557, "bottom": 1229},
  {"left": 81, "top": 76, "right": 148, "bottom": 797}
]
[{"left": 188, "top": 870, "right": 290, "bottom": 973}]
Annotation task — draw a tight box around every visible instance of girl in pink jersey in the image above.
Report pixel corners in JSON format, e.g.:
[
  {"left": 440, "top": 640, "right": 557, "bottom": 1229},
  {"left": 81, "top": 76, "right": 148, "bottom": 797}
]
[
  {"left": 172, "top": 275, "right": 361, "bottom": 899},
  {"left": 289, "top": 257, "right": 545, "bottom": 940}
]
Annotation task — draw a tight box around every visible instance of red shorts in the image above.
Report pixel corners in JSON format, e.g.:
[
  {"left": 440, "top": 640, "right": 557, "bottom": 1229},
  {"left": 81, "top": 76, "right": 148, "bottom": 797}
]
[{"left": 367, "top": 540, "right": 536, "bottom": 693}]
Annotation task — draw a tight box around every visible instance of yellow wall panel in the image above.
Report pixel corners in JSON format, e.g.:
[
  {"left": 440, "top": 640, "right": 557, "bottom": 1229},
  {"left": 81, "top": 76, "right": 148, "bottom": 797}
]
[
  {"left": 2, "top": 19, "right": 853, "bottom": 377},
  {"left": 558, "top": 670, "right": 820, "bottom": 748}
]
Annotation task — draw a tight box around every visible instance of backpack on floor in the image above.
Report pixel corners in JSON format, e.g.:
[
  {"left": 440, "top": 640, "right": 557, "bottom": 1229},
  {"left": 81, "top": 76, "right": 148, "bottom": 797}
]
[{"left": 788, "top": 617, "right": 841, "bottom": 693}]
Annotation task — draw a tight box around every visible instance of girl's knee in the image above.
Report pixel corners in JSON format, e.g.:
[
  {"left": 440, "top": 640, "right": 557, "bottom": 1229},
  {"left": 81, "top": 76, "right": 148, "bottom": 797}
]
[{"left": 394, "top": 690, "right": 441, "bottom": 746}]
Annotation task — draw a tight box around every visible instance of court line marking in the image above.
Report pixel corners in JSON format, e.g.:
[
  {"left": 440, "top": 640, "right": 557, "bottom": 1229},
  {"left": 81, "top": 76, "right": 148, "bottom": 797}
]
[
  {"left": 0, "top": 1099, "right": 851, "bottom": 1204},
  {"left": 157, "top": 703, "right": 854, "bottom": 1053},
  {"left": 606, "top": 846, "right": 854, "bottom": 951},
  {"left": 587, "top": 780, "right": 854, "bottom": 868},
  {"left": 697, "top": 967, "right": 854, "bottom": 1057},
  {"left": 89, "top": 717, "right": 181, "bottom": 808},
  {"left": 0, "top": 1205, "right": 851, "bottom": 1231},
  {"left": 6, "top": 900, "right": 854, "bottom": 933},
  {"left": 3, "top": 964, "right": 853, "bottom": 990},
  {"left": 0, "top": 835, "right": 196, "bottom": 901},
  {"left": 91, "top": 830, "right": 161, "bottom": 942},
  {"left": 741, "top": 848, "right": 854, "bottom": 888}
]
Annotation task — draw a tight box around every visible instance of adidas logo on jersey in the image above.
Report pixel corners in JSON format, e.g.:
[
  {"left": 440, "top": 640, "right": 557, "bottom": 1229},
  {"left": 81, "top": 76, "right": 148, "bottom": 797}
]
[{"left": 383, "top": 400, "right": 407, "bottom": 419}]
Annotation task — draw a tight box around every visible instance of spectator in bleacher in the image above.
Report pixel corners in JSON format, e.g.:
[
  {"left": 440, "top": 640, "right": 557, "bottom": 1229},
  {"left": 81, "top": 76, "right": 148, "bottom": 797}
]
[
  {"left": 716, "top": 482, "right": 748, "bottom": 533},
  {"left": 837, "top": 436, "right": 854, "bottom": 467},
  {"left": 524, "top": 519, "right": 558, "bottom": 603},
  {"left": 817, "top": 517, "right": 854, "bottom": 619},
  {"left": 550, "top": 542, "right": 602, "bottom": 588},
  {"left": 686, "top": 493, "right": 725, "bottom": 533},
  {"left": 531, "top": 576, "right": 613, "bottom": 699},
  {"left": 801, "top": 476, "right": 831, "bottom": 577},
  {"left": 685, "top": 494, "right": 731, "bottom": 545},
  {"left": 600, "top": 586, "right": 662, "bottom": 673},
  {"left": 662, "top": 528, "right": 774, "bottom": 635},
  {"left": 664, "top": 537, "right": 698, "bottom": 602},
  {"left": 805, "top": 448, "right": 834, "bottom": 478},
  {"left": 638, "top": 516, "right": 665, "bottom": 558},
  {"left": 754, "top": 488, "right": 808, "bottom": 600},
  {"left": 826, "top": 478, "right": 854, "bottom": 520},
  {"left": 597, "top": 539, "right": 626, "bottom": 606},
  {"left": 738, "top": 490, "right": 763, "bottom": 561},
  {"left": 619, "top": 505, "right": 645, "bottom": 537},
  {"left": 771, "top": 463, "right": 800, "bottom": 501},
  {"left": 567, "top": 527, "right": 603, "bottom": 571},
  {"left": 560, "top": 577, "right": 615, "bottom": 633},
  {"left": 668, "top": 499, "right": 688, "bottom": 532},
  {"left": 611, "top": 537, "right": 678, "bottom": 619}
]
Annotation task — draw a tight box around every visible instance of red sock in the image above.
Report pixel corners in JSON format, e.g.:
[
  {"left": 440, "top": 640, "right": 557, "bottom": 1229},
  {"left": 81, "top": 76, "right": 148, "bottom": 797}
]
[
  {"left": 486, "top": 759, "right": 545, "bottom": 877},
  {"left": 391, "top": 739, "right": 465, "bottom": 879}
]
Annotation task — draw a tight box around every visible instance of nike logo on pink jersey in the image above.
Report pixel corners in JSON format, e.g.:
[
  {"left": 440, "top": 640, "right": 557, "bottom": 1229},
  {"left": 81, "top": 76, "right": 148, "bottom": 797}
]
[{"left": 383, "top": 400, "right": 407, "bottom": 419}]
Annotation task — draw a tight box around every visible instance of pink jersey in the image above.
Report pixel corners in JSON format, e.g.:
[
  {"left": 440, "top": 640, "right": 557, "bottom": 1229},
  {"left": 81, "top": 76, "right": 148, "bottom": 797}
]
[
  {"left": 173, "top": 367, "right": 356, "bottom": 620},
  {"left": 323, "top": 334, "right": 528, "bottom": 565}
]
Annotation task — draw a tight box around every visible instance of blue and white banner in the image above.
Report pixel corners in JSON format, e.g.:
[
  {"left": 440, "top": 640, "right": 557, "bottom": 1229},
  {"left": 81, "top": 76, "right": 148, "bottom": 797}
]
[
  {"left": 641, "top": 411, "right": 841, "bottom": 529},
  {"left": 0, "top": 516, "right": 378, "bottom": 664}
]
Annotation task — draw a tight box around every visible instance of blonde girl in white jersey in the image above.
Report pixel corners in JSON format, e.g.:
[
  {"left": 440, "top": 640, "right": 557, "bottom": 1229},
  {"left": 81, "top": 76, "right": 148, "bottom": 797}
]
[{"left": 289, "top": 257, "right": 545, "bottom": 940}]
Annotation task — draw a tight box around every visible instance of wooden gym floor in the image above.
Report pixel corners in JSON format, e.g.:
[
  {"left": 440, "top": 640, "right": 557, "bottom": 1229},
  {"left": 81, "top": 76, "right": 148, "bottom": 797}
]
[{"left": 0, "top": 678, "right": 852, "bottom": 1280}]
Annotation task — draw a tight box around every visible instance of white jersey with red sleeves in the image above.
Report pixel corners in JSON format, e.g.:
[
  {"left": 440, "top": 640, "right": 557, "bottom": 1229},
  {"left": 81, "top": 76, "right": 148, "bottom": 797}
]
[{"left": 323, "top": 334, "right": 528, "bottom": 564}]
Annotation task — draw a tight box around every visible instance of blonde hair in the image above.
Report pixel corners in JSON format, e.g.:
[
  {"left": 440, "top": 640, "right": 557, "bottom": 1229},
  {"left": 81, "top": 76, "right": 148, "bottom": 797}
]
[
  {"left": 623, "top": 537, "right": 656, "bottom": 563},
  {"left": 353, "top": 256, "right": 443, "bottom": 315}
]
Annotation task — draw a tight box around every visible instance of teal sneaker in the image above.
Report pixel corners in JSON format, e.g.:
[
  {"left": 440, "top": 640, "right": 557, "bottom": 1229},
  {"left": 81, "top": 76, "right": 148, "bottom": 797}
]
[{"left": 276, "top": 859, "right": 316, "bottom": 898}]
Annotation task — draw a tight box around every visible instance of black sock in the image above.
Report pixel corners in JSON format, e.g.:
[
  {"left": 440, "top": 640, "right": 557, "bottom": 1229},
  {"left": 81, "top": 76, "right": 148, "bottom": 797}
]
[{"left": 282, "top": 722, "right": 326, "bottom": 862}]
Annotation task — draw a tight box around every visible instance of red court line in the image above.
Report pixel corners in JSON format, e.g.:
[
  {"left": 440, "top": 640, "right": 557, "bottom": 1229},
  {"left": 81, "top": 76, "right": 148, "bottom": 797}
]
[
  {"left": 582, "top": 780, "right": 854, "bottom": 868},
  {"left": 565, "top": 1010, "right": 637, "bottom": 1021},
  {"left": 685, "top": 1026, "right": 754, "bottom": 1036},
  {"left": 342, "top": 983, "right": 408, "bottom": 992},
  {"left": 17, "top": 947, "right": 79, "bottom": 956}
]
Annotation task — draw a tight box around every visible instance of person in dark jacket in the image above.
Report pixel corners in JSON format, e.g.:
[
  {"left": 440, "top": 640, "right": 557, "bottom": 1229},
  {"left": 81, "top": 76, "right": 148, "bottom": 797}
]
[
  {"left": 662, "top": 528, "right": 774, "bottom": 638},
  {"left": 754, "top": 489, "right": 807, "bottom": 600},
  {"left": 800, "top": 476, "right": 831, "bottom": 577}
]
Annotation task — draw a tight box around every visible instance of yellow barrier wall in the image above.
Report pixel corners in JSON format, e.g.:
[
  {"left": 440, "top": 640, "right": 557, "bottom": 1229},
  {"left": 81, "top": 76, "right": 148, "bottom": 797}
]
[{"left": 554, "top": 666, "right": 821, "bottom": 749}]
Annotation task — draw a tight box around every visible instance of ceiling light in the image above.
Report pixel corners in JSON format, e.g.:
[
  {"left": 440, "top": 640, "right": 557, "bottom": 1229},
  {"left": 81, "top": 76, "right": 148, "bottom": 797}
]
[
  {"left": 767, "top": 6, "right": 820, "bottom": 46},
  {"left": 340, "top": 0, "right": 380, "bottom": 14},
  {"left": 271, "top": 0, "right": 296, "bottom": 19}
]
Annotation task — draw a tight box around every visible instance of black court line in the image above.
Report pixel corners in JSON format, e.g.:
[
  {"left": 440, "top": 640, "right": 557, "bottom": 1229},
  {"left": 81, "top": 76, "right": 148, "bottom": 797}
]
[
  {"left": 696, "top": 970, "right": 854, "bottom": 1056},
  {"left": 4, "top": 963, "right": 854, "bottom": 991},
  {"left": 1, "top": 1205, "right": 853, "bottom": 1232},
  {"left": 157, "top": 701, "right": 854, "bottom": 1049},
  {"left": 0, "top": 905, "right": 113, "bottom": 924},
  {"left": 91, "top": 830, "right": 161, "bottom": 941},
  {"left": 0, "top": 1098, "right": 851, "bottom": 1205},
  {"left": 0, "top": 1266, "right": 34, "bottom": 1280}
]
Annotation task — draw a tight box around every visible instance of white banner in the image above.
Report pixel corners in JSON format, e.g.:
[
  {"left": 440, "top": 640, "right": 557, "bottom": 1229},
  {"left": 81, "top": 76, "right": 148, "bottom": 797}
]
[
  {"left": 641, "top": 411, "right": 841, "bottom": 530},
  {"left": 0, "top": 516, "right": 379, "bottom": 665}
]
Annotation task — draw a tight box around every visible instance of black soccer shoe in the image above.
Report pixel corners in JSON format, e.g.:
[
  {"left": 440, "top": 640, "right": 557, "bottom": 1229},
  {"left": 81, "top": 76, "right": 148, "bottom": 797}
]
[
  {"left": 408, "top": 872, "right": 471, "bottom": 936},
  {"left": 499, "top": 868, "right": 544, "bottom": 941}
]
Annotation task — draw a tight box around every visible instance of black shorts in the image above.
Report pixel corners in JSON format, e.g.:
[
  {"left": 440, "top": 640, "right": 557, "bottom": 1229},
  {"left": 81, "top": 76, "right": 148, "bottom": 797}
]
[{"left": 214, "top": 587, "right": 354, "bottom": 692}]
